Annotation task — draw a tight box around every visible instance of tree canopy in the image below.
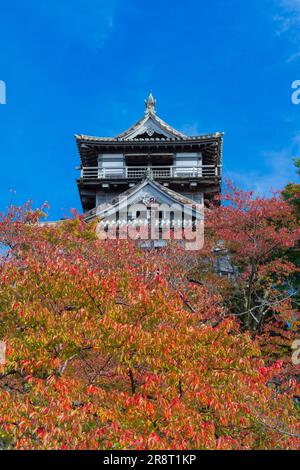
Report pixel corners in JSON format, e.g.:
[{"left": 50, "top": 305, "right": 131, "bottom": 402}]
[{"left": 0, "top": 187, "right": 299, "bottom": 450}]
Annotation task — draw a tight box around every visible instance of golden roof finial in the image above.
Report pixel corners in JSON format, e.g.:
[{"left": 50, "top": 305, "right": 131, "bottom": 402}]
[{"left": 145, "top": 92, "right": 156, "bottom": 114}]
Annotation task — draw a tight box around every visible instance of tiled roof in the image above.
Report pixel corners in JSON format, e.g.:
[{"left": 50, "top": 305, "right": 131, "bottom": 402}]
[
  {"left": 75, "top": 94, "right": 223, "bottom": 144},
  {"left": 75, "top": 132, "right": 223, "bottom": 143},
  {"left": 83, "top": 177, "right": 203, "bottom": 222}
]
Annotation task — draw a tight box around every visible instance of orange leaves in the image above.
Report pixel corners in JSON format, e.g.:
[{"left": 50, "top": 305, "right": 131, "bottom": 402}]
[
  {"left": 86, "top": 385, "right": 98, "bottom": 395},
  {"left": 0, "top": 202, "right": 299, "bottom": 449}
]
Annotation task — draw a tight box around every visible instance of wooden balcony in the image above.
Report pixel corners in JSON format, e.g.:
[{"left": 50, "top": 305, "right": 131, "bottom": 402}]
[{"left": 80, "top": 165, "right": 221, "bottom": 180}]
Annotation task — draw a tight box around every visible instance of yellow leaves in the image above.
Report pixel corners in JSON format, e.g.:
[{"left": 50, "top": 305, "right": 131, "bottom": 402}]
[{"left": 0, "top": 212, "right": 299, "bottom": 450}]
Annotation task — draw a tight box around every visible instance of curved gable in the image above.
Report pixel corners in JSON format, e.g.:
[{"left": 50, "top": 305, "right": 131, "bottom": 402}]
[{"left": 117, "top": 114, "right": 185, "bottom": 140}]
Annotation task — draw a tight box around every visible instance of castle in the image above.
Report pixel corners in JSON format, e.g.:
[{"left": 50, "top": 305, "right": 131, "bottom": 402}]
[{"left": 75, "top": 94, "right": 223, "bottom": 242}]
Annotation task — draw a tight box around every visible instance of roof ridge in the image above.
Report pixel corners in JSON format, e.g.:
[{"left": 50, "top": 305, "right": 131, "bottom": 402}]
[{"left": 115, "top": 111, "right": 187, "bottom": 141}]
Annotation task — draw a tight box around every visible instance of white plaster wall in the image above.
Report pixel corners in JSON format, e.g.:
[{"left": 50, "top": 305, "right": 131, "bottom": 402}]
[{"left": 98, "top": 154, "right": 125, "bottom": 177}]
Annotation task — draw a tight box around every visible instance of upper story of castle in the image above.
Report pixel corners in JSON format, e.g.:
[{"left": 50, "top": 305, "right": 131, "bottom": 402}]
[{"left": 76, "top": 94, "right": 223, "bottom": 212}]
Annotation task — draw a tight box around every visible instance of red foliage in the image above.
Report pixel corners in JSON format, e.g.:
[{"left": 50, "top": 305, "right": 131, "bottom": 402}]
[{"left": 0, "top": 193, "right": 299, "bottom": 450}]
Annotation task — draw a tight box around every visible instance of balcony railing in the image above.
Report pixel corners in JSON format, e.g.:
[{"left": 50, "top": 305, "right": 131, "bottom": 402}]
[{"left": 81, "top": 165, "right": 220, "bottom": 180}]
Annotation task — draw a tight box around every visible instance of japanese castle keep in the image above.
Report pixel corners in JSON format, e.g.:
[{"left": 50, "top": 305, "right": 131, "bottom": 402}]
[{"left": 75, "top": 94, "right": 223, "bottom": 231}]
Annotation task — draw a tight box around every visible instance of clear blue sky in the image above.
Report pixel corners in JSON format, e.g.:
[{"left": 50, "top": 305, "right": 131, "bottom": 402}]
[{"left": 0, "top": 0, "right": 299, "bottom": 219}]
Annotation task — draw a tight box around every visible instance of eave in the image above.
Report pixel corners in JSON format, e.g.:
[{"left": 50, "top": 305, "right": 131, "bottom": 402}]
[{"left": 75, "top": 132, "right": 224, "bottom": 168}]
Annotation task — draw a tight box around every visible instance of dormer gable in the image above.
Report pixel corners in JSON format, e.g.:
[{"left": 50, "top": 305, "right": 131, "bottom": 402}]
[{"left": 116, "top": 93, "right": 187, "bottom": 141}]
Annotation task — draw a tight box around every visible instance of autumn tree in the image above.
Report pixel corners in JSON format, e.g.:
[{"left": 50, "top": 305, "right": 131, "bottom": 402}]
[{"left": 0, "top": 202, "right": 299, "bottom": 450}]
